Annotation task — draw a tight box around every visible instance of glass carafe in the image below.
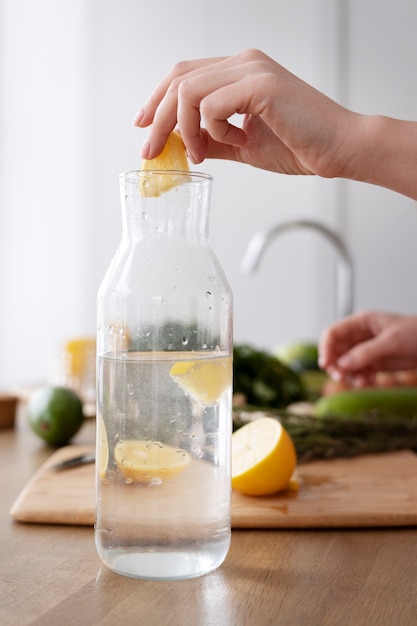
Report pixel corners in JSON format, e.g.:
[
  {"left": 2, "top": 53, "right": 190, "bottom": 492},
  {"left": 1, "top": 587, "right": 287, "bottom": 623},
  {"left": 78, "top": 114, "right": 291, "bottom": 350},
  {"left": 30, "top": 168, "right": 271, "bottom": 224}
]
[{"left": 95, "top": 170, "right": 233, "bottom": 580}]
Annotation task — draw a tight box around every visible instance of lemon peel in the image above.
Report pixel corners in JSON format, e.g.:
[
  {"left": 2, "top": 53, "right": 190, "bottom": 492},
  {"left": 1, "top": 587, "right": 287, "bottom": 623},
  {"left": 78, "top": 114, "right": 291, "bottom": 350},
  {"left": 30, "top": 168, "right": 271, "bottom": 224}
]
[{"left": 97, "top": 416, "right": 109, "bottom": 479}]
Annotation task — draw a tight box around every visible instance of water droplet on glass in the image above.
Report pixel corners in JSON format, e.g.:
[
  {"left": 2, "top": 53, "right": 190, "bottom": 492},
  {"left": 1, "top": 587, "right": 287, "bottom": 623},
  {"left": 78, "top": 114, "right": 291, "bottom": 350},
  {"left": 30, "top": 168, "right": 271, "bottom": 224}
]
[
  {"left": 181, "top": 336, "right": 188, "bottom": 346},
  {"left": 127, "top": 383, "right": 134, "bottom": 395},
  {"left": 205, "top": 291, "right": 212, "bottom": 297},
  {"left": 150, "top": 476, "right": 162, "bottom": 486}
]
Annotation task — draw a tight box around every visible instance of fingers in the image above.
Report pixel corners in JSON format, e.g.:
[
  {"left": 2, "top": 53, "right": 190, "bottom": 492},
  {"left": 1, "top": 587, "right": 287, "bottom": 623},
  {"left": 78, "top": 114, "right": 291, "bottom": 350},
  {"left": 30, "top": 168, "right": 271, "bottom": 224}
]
[
  {"left": 319, "top": 310, "right": 417, "bottom": 385},
  {"left": 134, "top": 56, "right": 226, "bottom": 127},
  {"left": 134, "top": 50, "right": 275, "bottom": 162},
  {"left": 134, "top": 56, "right": 230, "bottom": 160},
  {"left": 319, "top": 311, "right": 376, "bottom": 370},
  {"left": 142, "top": 65, "right": 256, "bottom": 162}
]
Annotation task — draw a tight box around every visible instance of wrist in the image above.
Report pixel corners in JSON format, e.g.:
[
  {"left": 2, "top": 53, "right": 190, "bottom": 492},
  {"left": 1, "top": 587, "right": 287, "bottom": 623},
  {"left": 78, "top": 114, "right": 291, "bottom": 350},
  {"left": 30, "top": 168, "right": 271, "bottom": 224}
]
[{"left": 344, "top": 115, "right": 417, "bottom": 200}]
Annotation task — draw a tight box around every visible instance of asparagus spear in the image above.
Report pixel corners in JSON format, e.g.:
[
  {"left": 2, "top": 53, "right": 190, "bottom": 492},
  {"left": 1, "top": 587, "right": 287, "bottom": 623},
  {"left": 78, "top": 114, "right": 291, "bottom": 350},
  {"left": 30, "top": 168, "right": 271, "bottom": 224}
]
[{"left": 233, "top": 407, "right": 417, "bottom": 463}]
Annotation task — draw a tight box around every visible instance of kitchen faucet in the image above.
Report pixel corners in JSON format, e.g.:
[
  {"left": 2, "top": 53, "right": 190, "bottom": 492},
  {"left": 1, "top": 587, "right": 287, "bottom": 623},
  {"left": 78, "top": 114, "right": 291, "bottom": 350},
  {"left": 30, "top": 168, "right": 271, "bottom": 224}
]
[{"left": 240, "top": 218, "right": 354, "bottom": 319}]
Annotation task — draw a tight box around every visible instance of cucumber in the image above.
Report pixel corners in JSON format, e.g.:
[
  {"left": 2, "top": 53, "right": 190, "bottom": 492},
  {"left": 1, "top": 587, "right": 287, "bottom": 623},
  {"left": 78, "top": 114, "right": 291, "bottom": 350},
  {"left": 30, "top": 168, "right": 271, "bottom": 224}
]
[{"left": 314, "top": 386, "right": 417, "bottom": 418}]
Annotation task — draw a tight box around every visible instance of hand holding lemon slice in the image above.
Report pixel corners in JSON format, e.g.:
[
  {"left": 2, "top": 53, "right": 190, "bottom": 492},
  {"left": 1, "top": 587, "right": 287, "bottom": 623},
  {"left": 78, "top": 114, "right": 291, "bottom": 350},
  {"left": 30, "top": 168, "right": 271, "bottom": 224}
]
[
  {"left": 232, "top": 417, "right": 297, "bottom": 496},
  {"left": 140, "top": 131, "right": 190, "bottom": 197}
]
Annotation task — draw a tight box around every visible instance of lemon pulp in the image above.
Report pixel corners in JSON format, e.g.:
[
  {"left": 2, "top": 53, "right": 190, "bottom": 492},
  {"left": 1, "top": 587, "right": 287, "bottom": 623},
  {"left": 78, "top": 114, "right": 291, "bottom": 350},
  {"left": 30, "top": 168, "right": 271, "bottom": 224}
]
[
  {"left": 114, "top": 439, "right": 191, "bottom": 483},
  {"left": 140, "top": 131, "right": 190, "bottom": 197},
  {"left": 169, "top": 356, "right": 232, "bottom": 406},
  {"left": 231, "top": 417, "right": 297, "bottom": 496}
]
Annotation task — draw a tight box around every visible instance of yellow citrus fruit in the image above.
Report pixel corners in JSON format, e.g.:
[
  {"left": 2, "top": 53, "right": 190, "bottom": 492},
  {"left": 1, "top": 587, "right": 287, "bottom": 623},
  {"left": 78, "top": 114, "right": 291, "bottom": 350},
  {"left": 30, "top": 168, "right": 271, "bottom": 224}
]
[
  {"left": 97, "top": 416, "right": 109, "bottom": 479},
  {"left": 231, "top": 417, "right": 297, "bottom": 496},
  {"left": 140, "top": 131, "right": 190, "bottom": 197},
  {"left": 170, "top": 356, "right": 232, "bottom": 406},
  {"left": 285, "top": 469, "right": 300, "bottom": 492},
  {"left": 64, "top": 337, "right": 96, "bottom": 380},
  {"left": 114, "top": 439, "right": 191, "bottom": 483}
]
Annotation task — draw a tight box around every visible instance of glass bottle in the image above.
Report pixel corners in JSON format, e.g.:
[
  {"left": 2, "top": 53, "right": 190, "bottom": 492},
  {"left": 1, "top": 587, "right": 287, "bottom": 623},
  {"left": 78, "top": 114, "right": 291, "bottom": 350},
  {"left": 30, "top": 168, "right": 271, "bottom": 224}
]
[{"left": 95, "top": 170, "right": 233, "bottom": 580}]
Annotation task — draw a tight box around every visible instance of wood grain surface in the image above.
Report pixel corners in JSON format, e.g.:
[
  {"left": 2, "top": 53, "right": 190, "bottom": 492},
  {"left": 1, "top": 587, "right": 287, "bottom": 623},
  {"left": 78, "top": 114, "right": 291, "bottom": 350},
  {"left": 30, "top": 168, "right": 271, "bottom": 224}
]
[
  {"left": 3, "top": 416, "right": 417, "bottom": 625},
  {"left": 10, "top": 445, "right": 417, "bottom": 528}
]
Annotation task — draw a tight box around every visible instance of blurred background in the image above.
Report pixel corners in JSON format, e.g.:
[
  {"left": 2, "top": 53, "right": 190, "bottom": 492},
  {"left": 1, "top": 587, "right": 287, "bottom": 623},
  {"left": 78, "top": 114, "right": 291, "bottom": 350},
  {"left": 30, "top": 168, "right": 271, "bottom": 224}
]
[{"left": 1, "top": 0, "right": 417, "bottom": 389}]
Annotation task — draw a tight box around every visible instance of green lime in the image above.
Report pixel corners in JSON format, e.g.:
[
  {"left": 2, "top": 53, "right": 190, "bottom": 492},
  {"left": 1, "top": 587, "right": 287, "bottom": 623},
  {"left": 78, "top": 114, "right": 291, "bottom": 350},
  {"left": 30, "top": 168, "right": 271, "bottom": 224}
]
[
  {"left": 27, "top": 386, "right": 85, "bottom": 446},
  {"left": 274, "top": 342, "right": 319, "bottom": 373}
]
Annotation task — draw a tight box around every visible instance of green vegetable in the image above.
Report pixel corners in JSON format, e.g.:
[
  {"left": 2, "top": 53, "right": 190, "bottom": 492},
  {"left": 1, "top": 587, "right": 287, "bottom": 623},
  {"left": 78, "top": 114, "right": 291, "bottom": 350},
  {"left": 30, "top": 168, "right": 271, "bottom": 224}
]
[
  {"left": 314, "top": 387, "right": 417, "bottom": 418},
  {"left": 233, "top": 406, "right": 417, "bottom": 463},
  {"left": 274, "top": 341, "right": 319, "bottom": 372},
  {"left": 233, "top": 344, "right": 306, "bottom": 408}
]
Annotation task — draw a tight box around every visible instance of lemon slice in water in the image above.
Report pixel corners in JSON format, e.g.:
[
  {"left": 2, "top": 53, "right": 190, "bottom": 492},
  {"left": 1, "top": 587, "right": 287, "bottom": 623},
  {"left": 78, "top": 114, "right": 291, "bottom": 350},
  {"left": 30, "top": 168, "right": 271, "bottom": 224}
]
[
  {"left": 97, "top": 416, "right": 109, "bottom": 479},
  {"left": 114, "top": 439, "right": 191, "bottom": 483},
  {"left": 140, "top": 131, "right": 190, "bottom": 197},
  {"left": 170, "top": 356, "right": 232, "bottom": 406}
]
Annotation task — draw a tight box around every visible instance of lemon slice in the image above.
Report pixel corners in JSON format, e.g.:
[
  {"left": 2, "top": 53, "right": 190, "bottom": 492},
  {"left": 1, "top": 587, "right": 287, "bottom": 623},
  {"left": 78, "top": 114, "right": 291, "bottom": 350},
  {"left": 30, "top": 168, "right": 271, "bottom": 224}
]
[
  {"left": 170, "top": 356, "right": 232, "bottom": 406},
  {"left": 97, "top": 415, "right": 109, "bottom": 479},
  {"left": 114, "top": 439, "right": 191, "bottom": 483},
  {"left": 64, "top": 337, "right": 96, "bottom": 380},
  {"left": 231, "top": 417, "right": 297, "bottom": 496},
  {"left": 140, "top": 131, "right": 190, "bottom": 197}
]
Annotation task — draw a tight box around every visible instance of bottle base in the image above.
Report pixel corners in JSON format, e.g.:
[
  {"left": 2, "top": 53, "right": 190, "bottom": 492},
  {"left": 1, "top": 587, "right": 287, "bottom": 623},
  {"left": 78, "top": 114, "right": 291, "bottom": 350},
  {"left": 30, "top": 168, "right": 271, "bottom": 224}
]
[{"left": 99, "top": 543, "right": 230, "bottom": 581}]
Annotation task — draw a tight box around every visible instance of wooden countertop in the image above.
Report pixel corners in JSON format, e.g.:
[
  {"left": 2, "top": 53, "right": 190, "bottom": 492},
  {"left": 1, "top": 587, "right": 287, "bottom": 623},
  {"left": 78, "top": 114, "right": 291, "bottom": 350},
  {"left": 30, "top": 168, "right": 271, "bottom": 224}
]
[{"left": 2, "top": 406, "right": 417, "bottom": 626}]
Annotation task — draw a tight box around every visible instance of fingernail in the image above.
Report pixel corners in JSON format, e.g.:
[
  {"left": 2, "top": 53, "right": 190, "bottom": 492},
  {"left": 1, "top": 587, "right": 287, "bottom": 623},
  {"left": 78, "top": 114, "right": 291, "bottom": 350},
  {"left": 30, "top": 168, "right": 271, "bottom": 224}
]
[
  {"left": 141, "top": 137, "right": 150, "bottom": 159},
  {"left": 132, "top": 108, "right": 144, "bottom": 126}
]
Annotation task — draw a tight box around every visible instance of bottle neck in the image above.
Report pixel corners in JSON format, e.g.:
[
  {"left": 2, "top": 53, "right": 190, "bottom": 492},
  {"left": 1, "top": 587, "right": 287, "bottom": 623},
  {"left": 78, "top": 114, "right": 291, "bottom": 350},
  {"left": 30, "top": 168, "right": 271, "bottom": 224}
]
[{"left": 119, "top": 171, "right": 212, "bottom": 244}]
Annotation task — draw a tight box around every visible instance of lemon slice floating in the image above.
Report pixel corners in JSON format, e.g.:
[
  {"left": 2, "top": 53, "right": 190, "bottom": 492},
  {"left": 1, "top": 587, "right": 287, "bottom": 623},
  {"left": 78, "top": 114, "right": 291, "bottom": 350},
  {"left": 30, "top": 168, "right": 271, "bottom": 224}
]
[
  {"left": 140, "top": 131, "right": 190, "bottom": 197},
  {"left": 114, "top": 439, "right": 191, "bottom": 483},
  {"left": 231, "top": 417, "right": 297, "bottom": 496},
  {"left": 170, "top": 356, "right": 232, "bottom": 406}
]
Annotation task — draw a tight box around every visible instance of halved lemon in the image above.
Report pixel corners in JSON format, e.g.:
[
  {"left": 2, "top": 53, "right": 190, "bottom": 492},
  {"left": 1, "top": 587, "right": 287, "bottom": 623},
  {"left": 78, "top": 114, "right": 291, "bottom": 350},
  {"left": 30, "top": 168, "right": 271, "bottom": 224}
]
[
  {"left": 231, "top": 417, "right": 297, "bottom": 496},
  {"left": 140, "top": 131, "right": 190, "bottom": 197},
  {"left": 170, "top": 356, "right": 232, "bottom": 406},
  {"left": 114, "top": 439, "right": 191, "bottom": 483}
]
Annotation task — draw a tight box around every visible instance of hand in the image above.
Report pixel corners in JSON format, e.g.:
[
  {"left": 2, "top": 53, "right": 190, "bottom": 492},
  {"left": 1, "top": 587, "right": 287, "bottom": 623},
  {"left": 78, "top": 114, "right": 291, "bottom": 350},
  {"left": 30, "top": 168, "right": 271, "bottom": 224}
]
[
  {"left": 319, "top": 310, "right": 417, "bottom": 386},
  {"left": 134, "top": 49, "right": 359, "bottom": 180}
]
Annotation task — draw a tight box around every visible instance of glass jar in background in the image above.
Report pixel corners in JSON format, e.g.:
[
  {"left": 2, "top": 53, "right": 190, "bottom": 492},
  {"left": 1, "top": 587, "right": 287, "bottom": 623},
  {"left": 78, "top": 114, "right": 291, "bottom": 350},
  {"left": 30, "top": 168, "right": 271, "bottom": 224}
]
[{"left": 95, "top": 170, "right": 233, "bottom": 580}]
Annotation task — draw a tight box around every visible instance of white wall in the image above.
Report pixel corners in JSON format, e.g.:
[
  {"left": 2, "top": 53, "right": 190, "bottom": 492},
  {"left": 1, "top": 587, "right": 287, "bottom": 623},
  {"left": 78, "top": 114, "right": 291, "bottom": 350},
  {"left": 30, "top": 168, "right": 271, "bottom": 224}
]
[
  {"left": 341, "top": 0, "right": 417, "bottom": 314},
  {"left": 0, "top": 0, "right": 415, "bottom": 388}
]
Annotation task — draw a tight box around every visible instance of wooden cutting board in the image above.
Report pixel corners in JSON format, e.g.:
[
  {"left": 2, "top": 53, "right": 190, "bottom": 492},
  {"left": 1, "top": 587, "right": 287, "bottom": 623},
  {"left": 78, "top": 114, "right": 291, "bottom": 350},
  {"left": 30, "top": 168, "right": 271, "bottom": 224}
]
[{"left": 10, "top": 446, "right": 417, "bottom": 528}]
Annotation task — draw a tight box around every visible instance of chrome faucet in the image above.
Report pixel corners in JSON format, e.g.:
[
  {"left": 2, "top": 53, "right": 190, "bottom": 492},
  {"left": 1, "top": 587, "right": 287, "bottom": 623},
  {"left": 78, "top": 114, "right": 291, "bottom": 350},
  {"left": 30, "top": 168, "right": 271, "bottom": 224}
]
[{"left": 240, "top": 218, "right": 354, "bottom": 319}]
